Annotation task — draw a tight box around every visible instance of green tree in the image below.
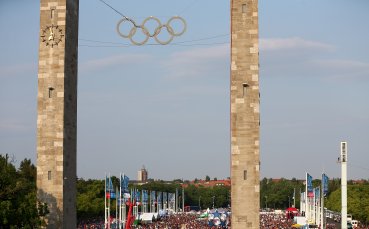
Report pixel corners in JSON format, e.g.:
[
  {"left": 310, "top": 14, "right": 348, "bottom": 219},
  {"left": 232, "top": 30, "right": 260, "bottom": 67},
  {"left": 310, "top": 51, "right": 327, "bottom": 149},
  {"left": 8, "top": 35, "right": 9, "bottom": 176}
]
[
  {"left": 326, "top": 184, "right": 369, "bottom": 224},
  {"left": 0, "top": 154, "right": 48, "bottom": 227},
  {"left": 77, "top": 178, "right": 105, "bottom": 220}
]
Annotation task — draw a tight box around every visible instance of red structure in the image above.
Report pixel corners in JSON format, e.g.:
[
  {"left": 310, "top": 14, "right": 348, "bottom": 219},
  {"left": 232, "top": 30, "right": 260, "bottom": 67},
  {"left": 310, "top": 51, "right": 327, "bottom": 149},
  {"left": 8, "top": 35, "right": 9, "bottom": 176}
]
[{"left": 125, "top": 199, "right": 136, "bottom": 229}]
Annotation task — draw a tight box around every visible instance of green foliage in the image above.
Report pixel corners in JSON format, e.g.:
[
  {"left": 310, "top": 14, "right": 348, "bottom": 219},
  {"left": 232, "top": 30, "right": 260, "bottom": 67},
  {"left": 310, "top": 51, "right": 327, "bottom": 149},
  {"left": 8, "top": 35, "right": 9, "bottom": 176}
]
[
  {"left": 205, "top": 175, "right": 210, "bottom": 181},
  {"left": 76, "top": 178, "right": 105, "bottom": 220},
  {"left": 326, "top": 184, "right": 369, "bottom": 224},
  {"left": 260, "top": 177, "right": 304, "bottom": 209},
  {"left": 0, "top": 154, "right": 47, "bottom": 227},
  {"left": 184, "top": 185, "right": 230, "bottom": 209}
]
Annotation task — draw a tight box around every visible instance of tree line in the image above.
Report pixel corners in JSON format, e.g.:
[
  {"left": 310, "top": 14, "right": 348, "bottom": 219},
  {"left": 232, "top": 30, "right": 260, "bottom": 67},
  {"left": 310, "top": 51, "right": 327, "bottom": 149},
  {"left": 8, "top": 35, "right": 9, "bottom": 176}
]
[{"left": 1, "top": 154, "right": 369, "bottom": 226}]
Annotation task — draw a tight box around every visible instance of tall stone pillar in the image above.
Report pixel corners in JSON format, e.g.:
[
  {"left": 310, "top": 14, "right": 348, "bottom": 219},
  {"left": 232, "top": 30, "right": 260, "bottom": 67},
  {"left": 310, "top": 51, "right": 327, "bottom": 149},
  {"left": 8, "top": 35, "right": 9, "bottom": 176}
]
[
  {"left": 37, "top": 0, "right": 79, "bottom": 227},
  {"left": 230, "top": 0, "right": 260, "bottom": 228}
]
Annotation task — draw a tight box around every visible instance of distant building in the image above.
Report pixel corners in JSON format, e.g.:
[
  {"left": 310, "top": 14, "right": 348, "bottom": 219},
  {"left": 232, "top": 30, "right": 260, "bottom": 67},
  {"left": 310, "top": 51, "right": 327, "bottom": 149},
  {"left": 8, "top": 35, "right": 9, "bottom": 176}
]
[{"left": 137, "top": 165, "right": 148, "bottom": 182}]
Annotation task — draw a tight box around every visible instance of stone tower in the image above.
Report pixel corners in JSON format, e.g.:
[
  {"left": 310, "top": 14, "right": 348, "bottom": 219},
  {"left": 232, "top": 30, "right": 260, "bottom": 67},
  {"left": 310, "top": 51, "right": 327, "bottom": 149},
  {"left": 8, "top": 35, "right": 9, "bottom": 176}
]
[
  {"left": 37, "top": 0, "right": 79, "bottom": 227},
  {"left": 230, "top": 0, "right": 260, "bottom": 228}
]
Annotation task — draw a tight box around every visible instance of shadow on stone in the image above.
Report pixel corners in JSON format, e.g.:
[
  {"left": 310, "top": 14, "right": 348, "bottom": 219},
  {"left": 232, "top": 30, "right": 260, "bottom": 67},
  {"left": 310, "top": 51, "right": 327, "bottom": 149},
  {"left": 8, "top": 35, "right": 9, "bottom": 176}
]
[{"left": 38, "top": 189, "right": 62, "bottom": 228}]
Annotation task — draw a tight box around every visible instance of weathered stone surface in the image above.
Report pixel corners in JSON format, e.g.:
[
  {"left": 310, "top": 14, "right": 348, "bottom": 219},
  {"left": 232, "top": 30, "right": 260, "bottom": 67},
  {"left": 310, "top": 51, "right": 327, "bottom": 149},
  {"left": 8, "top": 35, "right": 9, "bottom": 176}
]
[
  {"left": 230, "top": 0, "right": 260, "bottom": 228},
  {"left": 37, "top": 0, "right": 78, "bottom": 228}
]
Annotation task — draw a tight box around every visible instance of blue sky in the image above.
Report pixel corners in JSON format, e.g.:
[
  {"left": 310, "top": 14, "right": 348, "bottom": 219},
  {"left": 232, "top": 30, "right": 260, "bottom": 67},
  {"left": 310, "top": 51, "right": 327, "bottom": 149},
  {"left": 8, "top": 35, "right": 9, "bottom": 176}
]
[{"left": 1, "top": 0, "right": 368, "bottom": 181}]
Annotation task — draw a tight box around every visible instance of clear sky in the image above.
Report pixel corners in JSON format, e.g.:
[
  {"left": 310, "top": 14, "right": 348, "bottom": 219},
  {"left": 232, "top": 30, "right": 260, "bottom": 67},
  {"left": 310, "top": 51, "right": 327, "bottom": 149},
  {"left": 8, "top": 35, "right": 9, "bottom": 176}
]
[{"left": 1, "top": 0, "right": 368, "bottom": 181}]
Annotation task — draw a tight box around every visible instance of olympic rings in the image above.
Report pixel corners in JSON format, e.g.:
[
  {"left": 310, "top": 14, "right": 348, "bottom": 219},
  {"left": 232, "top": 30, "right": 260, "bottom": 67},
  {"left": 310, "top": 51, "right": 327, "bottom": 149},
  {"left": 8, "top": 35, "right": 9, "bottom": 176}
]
[{"left": 116, "top": 16, "right": 187, "bottom": 45}]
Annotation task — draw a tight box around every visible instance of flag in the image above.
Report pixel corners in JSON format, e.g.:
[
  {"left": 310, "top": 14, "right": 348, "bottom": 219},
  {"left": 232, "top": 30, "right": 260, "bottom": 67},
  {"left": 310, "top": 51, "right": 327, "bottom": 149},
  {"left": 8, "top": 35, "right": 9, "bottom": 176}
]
[
  {"left": 168, "top": 193, "right": 175, "bottom": 203},
  {"left": 163, "top": 192, "right": 167, "bottom": 204},
  {"left": 110, "top": 191, "right": 116, "bottom": 199},
  {"left": 136, "top": 190, "right": 141, "bottom": 203},
  {"left": 322, "top": 173, "right": 329, "bottom": 196},
  {"left": 121, "top": 174, "right": 129, "bottom": 194},
  {"left": 157, "top": 191, "right": 162, "bottom": 203},
  {"left": 151, "top": 191, "right": 156, "bottom": 204},
  {"left": 314, "top": 187, "right": 320, "bottom": 204},
  {"left": 306, "top": 173, "right": 313, "bottom": 197},
  {"left": 106, "top": 176, "right": 115, "bottom": 199},
  {"left": 143, "top": 190, "right": 148, "bottom": 204}
]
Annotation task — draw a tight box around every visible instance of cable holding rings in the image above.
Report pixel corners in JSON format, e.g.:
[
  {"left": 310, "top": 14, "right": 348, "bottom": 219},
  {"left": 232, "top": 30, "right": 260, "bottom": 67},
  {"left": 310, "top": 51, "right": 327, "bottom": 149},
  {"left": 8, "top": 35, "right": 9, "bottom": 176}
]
[{"left": 116, "top": 16, "right": 187, "bottom": 45}]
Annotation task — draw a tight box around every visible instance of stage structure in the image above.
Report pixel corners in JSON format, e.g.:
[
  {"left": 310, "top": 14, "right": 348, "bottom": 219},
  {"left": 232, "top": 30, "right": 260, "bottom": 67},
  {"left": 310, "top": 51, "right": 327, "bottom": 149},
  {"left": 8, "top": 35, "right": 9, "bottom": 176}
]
[{"left": 36, "top": 0, "right": 260, "bottom": 228}]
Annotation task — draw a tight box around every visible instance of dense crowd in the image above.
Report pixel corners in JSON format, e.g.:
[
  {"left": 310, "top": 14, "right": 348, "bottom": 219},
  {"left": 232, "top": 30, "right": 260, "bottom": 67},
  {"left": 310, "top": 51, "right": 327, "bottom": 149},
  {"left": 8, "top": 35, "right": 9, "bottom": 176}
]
[
  {"left": 260, "top": 213, "right": 293, "bottom": 229},
  {"left": 78, "top": 213, "right": 369, "bottom": 229},
  {"left": 77, "top": 217, "right": 104, "bottom": 229},
  {"left": 136, "top": 214, "right": 209, "bottom": 229}
]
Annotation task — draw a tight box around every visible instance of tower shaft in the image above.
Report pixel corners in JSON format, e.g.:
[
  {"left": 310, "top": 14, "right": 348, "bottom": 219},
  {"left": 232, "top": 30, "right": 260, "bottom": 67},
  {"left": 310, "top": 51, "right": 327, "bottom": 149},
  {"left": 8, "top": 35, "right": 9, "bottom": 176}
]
[
  {"left": 37, "top": 0, "right": 79, "bottom": 227},
  {"left": 230, "top": 0, "right": 260, "bottom": 228}
]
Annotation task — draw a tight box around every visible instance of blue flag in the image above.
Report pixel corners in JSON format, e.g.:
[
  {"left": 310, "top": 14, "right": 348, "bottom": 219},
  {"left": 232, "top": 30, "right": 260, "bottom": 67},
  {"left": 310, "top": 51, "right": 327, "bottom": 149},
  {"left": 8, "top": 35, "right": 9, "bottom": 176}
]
[
  {"left": 121, "top": 174, "right": 129, "bottom": 194},
  {"left": 163, "top": 192, "right": 167, "bottom": 203},
  {"left": 151, "top": 191, "right": 156, "bottom": 203},
  {"left": 106, "top": 176, "right": 113, "bottom": 191},
  {"left": 314, "top": 187, "right": 320, "bottom": 204},
  {"left": 322, "top": 173, "right": 329, "bottom": 196},
  {"left": 141, "top": 190, "right": 147, "bottom": 204},
  {"left": 136, "top": 190, "right": 141, "bottom": 202},
  {"left": 157, "top": 191, "right": 162, "bottom": 203},
  {"left": 106, "top": 176, "right": 115, "bottom": 199},
  {"left": 307, "top": 173, "right": 313, "bottom": 197}
]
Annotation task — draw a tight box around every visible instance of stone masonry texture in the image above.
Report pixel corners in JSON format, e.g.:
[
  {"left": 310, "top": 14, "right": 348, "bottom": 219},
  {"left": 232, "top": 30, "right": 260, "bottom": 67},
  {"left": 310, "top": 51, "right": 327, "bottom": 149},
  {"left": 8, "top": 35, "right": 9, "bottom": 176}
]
[
  {"left": 230, "top": 0, "right": 260, "bottom": 228},
  {"left": 37, "top": 0, "right": 79, "bottom": 228}
]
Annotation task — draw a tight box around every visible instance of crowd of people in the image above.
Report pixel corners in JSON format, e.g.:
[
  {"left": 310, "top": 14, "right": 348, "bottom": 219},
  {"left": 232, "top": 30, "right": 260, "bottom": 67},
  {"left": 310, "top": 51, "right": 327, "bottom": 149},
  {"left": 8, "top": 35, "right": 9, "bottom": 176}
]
[
  {"left": 136, "top": 214, "right": 209, "bottom": 229},
  {"left": 77, "top": 212, "right": 369, "bottom": 229},
  {"left": 77, "top": 214, "right": 216, "bottom": 229},
  {"left": 260, "top": 213, "right": 293, "bottom": 228}
]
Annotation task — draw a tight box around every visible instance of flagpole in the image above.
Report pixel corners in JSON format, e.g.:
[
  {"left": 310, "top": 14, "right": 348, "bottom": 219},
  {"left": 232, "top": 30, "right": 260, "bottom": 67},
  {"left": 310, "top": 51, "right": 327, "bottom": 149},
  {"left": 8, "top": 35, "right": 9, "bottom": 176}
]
[
  {"left": 122, "top": 174, "right": 126, "bottom": 229},
  {"left": 108, "top": 174, "right": 111, "bottom": 229},
  {"left": 175, "top": 188, "right": 179, "bottom": 213},
  {"left": 182, "top": 188, "right": 185, "bottom": 213},
  {"left": 116, "top": 186, "right": 118, "bottom": 228},
  {"left": 321, "top": 174, "right": 325, "bottom": 229},
  {"left": 119, "top": 173, "right": 122, "bottom": 229},
  {"left": 105, "top": 173, "right": 107, "bottom": 229},
  {"left": 305, "top": 172, "right": 308, "bottom": 225}
]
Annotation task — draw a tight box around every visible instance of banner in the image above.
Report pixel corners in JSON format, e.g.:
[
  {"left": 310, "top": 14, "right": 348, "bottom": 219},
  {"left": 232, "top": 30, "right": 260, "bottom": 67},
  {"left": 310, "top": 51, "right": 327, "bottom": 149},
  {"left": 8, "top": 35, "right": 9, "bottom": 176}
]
[
  {"left": 143, "top": 190, "right": 148, "bottom": 204},
  {"left": 322, "top": 173, "right": 329, "bottom": 196},
  {"left": 157, "top": 191, "right": 162, "bottom": 203},
  {"left": 163, "top": 192, "right": 167, "bottom": 204},
  {"left": 151, "top": 191, "right": 156, "bottom": 204},
  {"left": 314, "top": 187, "right": 320, "bottom": 204},
  {"left": 121, "top": 174, "right": 129, "bottom": 194},
  {"left": 106, "top": 176, "right": 115, "bottom": 199},
  {"left": 136, "top": 190, "right": 141, "bottom": 204},
  {"left": 307, "top": 173, "right": 314, "bottom": 197}
]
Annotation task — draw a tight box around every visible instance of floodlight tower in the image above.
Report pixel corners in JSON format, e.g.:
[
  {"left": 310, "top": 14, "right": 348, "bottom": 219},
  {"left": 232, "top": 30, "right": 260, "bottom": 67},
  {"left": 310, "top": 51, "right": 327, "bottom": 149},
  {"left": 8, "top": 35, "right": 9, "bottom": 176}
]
[{"left": 340, "top": 141, "right": 348, "bottom": 229}]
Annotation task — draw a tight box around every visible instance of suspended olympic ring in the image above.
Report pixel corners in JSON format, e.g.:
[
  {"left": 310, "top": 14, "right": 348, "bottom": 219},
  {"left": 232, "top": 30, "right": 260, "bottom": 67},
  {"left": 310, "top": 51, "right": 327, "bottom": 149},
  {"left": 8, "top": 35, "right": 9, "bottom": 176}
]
[{"left": 116, "top": 16, "right": 187, "bottom": 46}]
